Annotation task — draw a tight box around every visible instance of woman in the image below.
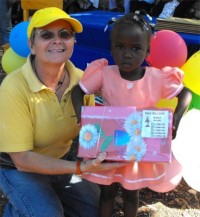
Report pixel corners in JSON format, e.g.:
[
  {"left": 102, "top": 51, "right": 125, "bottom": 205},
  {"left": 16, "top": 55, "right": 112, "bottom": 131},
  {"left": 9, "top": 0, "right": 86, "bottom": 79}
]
[{"left": 0, "top": 7, "right": 126, "bottom": 217}]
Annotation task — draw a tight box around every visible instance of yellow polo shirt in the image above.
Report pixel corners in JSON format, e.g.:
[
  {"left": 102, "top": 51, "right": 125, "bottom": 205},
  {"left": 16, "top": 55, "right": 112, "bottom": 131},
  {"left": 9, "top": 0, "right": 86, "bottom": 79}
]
[{"left": 0, "top": 56, "right": 94, "bottom": 158}]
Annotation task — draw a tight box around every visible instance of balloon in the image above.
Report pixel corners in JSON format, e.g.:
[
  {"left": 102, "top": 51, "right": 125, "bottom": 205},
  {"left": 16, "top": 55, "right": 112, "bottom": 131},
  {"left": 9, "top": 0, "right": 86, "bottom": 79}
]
[
  {"left": 156, "top": 98, "right": 178, "bottom": 111},
  {"left": 1, "top": 48, "right": 26, "bottom": 74},
  {"left": 182, "top": 51, "right": 200, "bottom": 96},
  {"left": 189, "top": 91, "right": 200, "bottom": 110},
  {"left": 172, "top": 109, "right": 200, "bottom": 167},
  {"left": 146, "top": 30, "right": 187, "bottom": 68},
  {"left": 183, "top": 166, "right": 200, "bottom": 192},
  {"left": 9, "top": 21, "right": 30, "bottom": 57},
  {"left": 149, "top": 154, "right": 182, "bottom": 193}
]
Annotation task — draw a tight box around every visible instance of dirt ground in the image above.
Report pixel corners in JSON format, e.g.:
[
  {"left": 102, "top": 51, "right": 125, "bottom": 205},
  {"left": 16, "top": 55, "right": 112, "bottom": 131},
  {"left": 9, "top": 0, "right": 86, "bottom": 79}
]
[{"left": 1, "top": 169, "right": 200, "bottom": 217}]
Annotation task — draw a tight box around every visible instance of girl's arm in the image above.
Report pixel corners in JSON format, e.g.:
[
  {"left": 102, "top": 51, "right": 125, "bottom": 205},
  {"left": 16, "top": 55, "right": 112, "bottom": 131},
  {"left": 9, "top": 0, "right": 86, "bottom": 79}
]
[
  {"left": 71, "top": 84, "right": 85, "bottom": 124},
  {"left": 173, "top": 87, "right": 192, "bottom": 139}
]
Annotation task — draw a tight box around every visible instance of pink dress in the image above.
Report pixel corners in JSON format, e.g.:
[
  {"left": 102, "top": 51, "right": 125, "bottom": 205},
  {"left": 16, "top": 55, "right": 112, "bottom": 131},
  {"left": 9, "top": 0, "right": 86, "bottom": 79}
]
[{"left": 79, "top": 58, "right": 184, "bottom": 190}]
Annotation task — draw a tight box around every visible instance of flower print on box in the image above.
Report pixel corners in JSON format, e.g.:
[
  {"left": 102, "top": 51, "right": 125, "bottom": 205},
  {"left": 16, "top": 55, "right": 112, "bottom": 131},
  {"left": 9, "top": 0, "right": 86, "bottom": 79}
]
[
  {"left": 124, "top": 137, "right": 147, "bottom": 161},
  {"left": 124, "top": 112, "right": 142, "bottom": 136},
  {"left": 79, "top": 124, "right": 99, "bottom": 149},
  {"left": 78, "top": 106, "right": 173, "bottom": 162}
]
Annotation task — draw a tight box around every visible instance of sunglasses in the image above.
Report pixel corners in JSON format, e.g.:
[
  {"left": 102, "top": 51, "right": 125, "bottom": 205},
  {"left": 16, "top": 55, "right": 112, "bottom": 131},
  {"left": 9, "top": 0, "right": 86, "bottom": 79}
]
[{"left": 35, "top": 29, "right": 75, "bottom": 40}]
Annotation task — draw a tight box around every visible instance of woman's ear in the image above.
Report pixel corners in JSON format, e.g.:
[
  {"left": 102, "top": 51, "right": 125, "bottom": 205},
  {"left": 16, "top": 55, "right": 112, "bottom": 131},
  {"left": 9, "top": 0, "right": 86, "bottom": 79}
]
[{"left": 28, "top": 39, "right": 36, "bottom": 55}]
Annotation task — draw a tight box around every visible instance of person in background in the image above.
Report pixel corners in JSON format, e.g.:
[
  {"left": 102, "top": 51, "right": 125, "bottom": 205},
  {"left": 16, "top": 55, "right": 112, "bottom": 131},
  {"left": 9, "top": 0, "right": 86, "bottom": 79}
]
[
  {"left": 151, "top": 0, "right": 174, "bottom": 16},
  {"left": 151, "top": 0, "right": 197, "bottom": 18},
  {"left": 189, "top": 0, "right": 200, "bottom": 19},
  {"left": 173, "top": 0, "right": 199, "bottom": 19},
  {"left": 130, "top": 0, "right": 156, "bottom": 14},
  {"left": 10, "top": 0, "right": 23, "bottom": 26},
  {"left": 109, "top": 0, "right": 131, "bottom": 14},
  {"left": 158, "top": 0, "right": 180, "bottom": 19},
  {"left": 0, "top": 0, "right": 12, "bottom": 48},
  {"left": 0, "top": 7, "right": 126, "bottom": 217},
  {"left": 71, "top": 11, "right": 192, "bottom": 217},
  {"left": 64, "top": 0, "right": 99, "bottom": 13}
]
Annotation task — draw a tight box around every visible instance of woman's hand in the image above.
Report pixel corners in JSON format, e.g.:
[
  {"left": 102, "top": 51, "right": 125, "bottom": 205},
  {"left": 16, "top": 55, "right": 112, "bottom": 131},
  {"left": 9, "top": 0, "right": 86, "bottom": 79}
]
[
  {"left": 81, "top": 152, "right": 128, "bottom": 173},
  {"left": 9, "top": 151, "right": 128, "bottom": 175}
]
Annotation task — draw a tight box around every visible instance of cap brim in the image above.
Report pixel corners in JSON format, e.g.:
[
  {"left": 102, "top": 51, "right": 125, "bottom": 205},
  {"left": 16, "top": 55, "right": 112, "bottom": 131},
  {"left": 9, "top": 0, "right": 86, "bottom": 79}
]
[
  {"left": 28, "top": 11, "right": 83, "bottom": 38},
  {"left": 34, "top": 17, "right": 83, "bottom": 33}
]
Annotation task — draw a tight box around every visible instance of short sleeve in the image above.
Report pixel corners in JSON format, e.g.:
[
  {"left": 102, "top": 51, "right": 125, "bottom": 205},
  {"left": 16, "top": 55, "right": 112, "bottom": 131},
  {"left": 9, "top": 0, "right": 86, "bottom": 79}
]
[
  {"left": 79, "top": 58, "right": 108, "bottom": 94},
  {"left": 0, "top": 90, "right": 33, "bottom": 152},
  {"left": 161, "top": 66, "right": 184, "bottom": 99}
]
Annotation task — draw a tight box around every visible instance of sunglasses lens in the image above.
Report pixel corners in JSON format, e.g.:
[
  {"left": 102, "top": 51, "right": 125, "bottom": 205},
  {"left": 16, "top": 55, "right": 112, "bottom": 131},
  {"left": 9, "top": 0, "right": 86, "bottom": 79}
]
[
  {"left": 40, "top": 30, "right": 54, "bottom": 40},
  {"left": 37, "top": 30, "right": 74, "bottom": 40},
  {"left": 59, "top": 30, "right": 74, "bottom": 39}
]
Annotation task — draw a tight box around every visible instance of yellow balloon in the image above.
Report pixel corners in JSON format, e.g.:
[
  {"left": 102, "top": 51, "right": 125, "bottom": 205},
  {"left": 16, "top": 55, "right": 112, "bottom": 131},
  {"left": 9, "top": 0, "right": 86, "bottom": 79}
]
[
  {"left": 181, "top": 51, "right": 200, "bottom": 96},
  {"left": 156, "top": 98, "right": 178, "bottom": 111},
  {"left": 1, "top": 48, "right": 26, "bottom": 74}
]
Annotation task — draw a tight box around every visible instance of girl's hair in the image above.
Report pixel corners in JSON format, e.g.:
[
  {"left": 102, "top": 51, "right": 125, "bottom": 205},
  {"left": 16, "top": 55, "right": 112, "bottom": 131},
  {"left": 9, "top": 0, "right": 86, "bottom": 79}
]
[{"left": 110, "top": 10, "right": 154, "bottom": 44}]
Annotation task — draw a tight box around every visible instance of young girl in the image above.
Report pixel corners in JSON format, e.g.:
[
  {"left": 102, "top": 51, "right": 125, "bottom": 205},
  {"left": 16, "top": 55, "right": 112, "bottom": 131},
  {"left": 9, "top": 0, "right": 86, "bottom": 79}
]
[{"left": 71, "top": 11, "right": 192, "bottom": 217}]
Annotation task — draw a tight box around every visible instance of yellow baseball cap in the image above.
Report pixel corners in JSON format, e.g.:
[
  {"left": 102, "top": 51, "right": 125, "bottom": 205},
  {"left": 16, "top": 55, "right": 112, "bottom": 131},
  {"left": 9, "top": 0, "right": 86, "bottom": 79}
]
[{"left": 27, "top": 7, "right": 83, "bottom": 38}]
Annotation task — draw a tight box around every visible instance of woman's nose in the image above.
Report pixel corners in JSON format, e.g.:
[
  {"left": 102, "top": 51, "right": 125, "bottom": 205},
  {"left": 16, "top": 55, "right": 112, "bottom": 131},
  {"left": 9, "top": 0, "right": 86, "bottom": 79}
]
[{"left": 52, "top": 36, "right": 63, "bottom": 43}]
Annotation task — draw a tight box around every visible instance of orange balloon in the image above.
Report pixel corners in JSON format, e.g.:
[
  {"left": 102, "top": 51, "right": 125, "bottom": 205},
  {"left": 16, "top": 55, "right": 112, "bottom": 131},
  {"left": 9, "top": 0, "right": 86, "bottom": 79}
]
[{"left": 156, "top": 98, "right": 178, "bottom": 111}]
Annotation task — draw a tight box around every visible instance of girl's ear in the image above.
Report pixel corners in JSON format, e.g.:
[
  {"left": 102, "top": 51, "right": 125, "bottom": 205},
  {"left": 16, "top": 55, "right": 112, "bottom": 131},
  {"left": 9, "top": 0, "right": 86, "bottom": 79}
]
[{"left": 146, "top": 48, "right": 150, "bottom": 57}]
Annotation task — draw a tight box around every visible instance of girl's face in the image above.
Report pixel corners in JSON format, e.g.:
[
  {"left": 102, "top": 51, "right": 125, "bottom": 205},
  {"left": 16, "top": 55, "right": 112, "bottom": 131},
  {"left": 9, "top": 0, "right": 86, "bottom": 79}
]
[
  {"left": 29, "top": 20, "right": 75, "bottom": 66},
  {"left": 111, "top": 23, "right": 149, "bottom": 73}
]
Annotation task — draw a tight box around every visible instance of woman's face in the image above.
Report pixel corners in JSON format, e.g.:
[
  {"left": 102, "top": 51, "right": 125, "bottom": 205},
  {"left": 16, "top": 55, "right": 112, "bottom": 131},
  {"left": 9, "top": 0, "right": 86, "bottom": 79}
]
[
  {"left": 29, "top": 20, "right": 75, "bottom": 65},
  {"left": 111, "top": 23, "right": 149, "bottom": 73}
]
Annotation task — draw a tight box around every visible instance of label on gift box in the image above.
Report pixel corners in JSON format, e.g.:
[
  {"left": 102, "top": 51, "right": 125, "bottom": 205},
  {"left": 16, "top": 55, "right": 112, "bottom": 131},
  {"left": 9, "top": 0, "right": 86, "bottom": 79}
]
[
  {"left": 78, "top": 106, "right": 173, "bottom": 163},
  {"left": 142, "top": 110, "right": 169, "bottom": 138}
]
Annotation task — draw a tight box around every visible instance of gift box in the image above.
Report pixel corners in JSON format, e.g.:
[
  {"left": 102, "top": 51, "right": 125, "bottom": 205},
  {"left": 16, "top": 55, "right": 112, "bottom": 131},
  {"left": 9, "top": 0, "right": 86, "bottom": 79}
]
[{"left": 78, "top": 106, "right": 173, "bottom": 163}]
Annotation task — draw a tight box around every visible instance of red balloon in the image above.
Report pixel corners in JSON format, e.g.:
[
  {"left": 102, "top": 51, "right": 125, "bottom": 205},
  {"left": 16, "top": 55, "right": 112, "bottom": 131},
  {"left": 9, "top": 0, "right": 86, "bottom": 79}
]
[{"left": 146, "top": 30, "right": 187, "bottom": 68}]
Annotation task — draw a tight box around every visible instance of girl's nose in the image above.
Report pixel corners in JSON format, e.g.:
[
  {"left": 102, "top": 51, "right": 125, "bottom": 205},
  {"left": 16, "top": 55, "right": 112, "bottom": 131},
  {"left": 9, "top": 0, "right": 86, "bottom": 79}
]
[{"left": 123, "top": 48, "right": 133, "bottom": 58}]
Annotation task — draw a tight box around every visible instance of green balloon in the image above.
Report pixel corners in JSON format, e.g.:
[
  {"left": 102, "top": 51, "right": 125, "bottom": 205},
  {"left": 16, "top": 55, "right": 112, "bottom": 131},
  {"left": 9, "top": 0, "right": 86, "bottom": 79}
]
[
  {"left": 189, "top": 91, "right": 200, "bottom": 110},
  {"left": 1, "top": 48, "right": 26, "bottom": 74}
]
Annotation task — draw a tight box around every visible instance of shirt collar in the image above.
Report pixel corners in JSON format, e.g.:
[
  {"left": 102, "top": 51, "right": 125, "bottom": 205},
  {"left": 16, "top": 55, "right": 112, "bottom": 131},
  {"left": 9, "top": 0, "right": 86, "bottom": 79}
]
[{"left": 22, "top": 55, "right": 82, "bottom": 93}]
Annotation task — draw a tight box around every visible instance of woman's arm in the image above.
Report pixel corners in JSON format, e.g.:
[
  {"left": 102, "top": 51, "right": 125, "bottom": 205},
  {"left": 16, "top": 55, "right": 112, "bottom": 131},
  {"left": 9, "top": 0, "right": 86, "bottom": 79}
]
[
  {"left": 71, "top": 84, "right": 86, "bottom": 124},
  {"left": 9, "top": 151, "right": 126, "bottom": 175},
  {"left": 172, "top": 87, "right": 192, "bottom": 139}
]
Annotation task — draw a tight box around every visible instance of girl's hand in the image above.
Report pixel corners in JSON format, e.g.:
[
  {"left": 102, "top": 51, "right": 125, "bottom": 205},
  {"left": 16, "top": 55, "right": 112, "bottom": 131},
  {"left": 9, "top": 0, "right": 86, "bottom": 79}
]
[
  {"left": 172, "top": 87, "right": 192, "bottom": 139},
  {"left": 172, "top": 113, "right": 181, "bottom": 139},
  {"left": 172, "top": 125, "right": 177, "bottom": 140}
]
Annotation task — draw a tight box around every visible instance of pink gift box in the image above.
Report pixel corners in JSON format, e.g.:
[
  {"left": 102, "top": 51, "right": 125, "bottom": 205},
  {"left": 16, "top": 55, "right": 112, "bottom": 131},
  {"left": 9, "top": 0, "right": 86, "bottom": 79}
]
[{"left": 78, "top": 106, "right": 173, "bottom": 163}]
